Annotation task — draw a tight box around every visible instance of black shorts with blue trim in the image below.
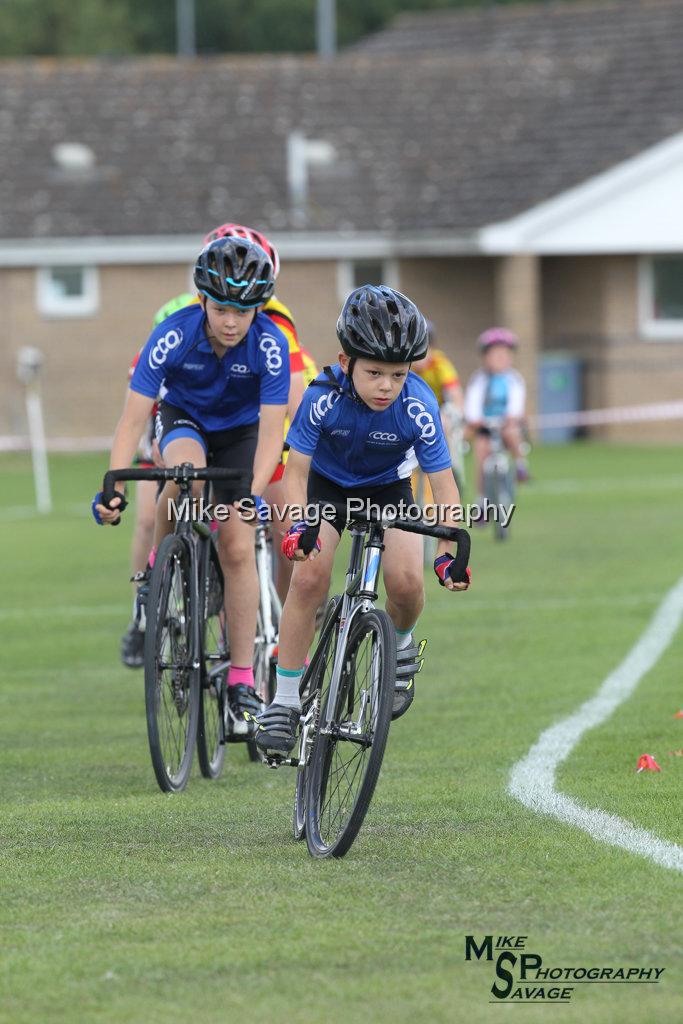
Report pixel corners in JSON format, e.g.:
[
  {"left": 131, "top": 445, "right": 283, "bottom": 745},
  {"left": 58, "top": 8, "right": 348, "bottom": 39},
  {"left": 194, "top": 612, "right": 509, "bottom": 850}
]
[
  {"left": 307, "top": 468, "right": 416, "bottom": 536},
  {"left": 154, "top": 401, "right": 256, "bottom": 505}
]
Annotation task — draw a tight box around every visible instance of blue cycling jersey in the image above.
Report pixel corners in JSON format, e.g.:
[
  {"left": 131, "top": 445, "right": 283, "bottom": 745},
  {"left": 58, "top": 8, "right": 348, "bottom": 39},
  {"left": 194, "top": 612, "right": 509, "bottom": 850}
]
[
  {"left": 483, "top": 373, "right": 511, "bottom": 419},
  {"left": 129, "top": 304, "right": 289, "bottom": 432},
  {"left": 286, "top": 365, "right": 451, "bottom": 488}
]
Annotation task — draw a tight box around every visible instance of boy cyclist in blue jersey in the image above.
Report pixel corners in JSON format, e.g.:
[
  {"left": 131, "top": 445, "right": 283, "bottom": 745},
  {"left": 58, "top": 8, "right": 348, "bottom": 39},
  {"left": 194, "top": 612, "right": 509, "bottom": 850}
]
[
  {"left": 93, "top": 236, "right": 290, "bottom": 731},
  {"left": 255, "top": 286, "right": 470, "bottom": 757}
]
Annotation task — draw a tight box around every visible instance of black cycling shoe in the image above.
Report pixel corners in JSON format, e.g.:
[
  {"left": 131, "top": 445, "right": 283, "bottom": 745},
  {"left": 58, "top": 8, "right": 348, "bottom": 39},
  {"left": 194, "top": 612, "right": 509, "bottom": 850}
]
[
  {"left": 254, "top": 702, "right": 301, "bottom": 757},
  {"left": 392, "top": 638, "right": 426, "bottom": 721},
  {"left": 120, "top": 621, "right": 145, "bottom": 669},
  {"left": 226, "top": 684, "right": 262, "bottom": 740},
  {"left": 130, "top": 568, "right": 151, "bottom": 630}
]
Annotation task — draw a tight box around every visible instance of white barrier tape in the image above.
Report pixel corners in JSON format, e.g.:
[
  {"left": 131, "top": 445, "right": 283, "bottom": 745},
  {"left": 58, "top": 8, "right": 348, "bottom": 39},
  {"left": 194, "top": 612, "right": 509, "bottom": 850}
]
[
  {"left": 1, "top": 399, "right": 682, "bottom": 453},
  {"left": 0, "top": 435, "right": 113, "bottom": 453},
  {"left": 532, "top": 400, "right": 683, "bottom": 429}
]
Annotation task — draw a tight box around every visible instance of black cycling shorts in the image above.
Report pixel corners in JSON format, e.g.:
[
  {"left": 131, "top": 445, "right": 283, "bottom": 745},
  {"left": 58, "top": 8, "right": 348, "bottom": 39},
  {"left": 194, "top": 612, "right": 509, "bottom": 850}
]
[
  {"left": 154, "top": 401, "right": 256, "bottom": 505},
  {"left": 307, "top": 468, "right": 416, "bottom": 536}
]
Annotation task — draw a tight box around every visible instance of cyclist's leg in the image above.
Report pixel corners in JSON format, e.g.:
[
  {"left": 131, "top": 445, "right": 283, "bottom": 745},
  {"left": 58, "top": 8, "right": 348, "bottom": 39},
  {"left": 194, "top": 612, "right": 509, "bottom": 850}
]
[
  {"left": 501, "top": 419, "right": 529, "bottom": 481},
  {"left": 131, "top": 479, "right": 157, "bottom": 575},
  {"left": 121, "top": 477, "right": 159, "bottom": 666},
  {"left": 473, "top": 431, "right": 491, "bottom": 500},
  {"left": 215, "top": 513, "right": 258, "bottom": 668},
  {"left": 263, "top": 475, "right": 291, "bottom": 605},
  {"left": 277, "top": 520, "right": 340, "bottom": 672},
  {"left": 383, "top": 528, "right": 426, "bottom": 718},
  {"left": 383, "top": 528, "right": 425, "bottom": 631},
  {"left": 152, "top": 404, "right": 209, "bottom": 550},
  {"left": 208, "top": 423, "right": 263, "bottom": 730},
  {"left": 153, "top": 436, "right": 207, "bottom": 547},
  {"left": 255, "top": 521, "right": 340, "bottom": 754}
]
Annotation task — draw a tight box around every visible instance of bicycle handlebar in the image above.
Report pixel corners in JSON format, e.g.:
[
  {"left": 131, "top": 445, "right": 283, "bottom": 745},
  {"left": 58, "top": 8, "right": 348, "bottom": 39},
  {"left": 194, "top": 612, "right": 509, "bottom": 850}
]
[
  {"left": 102, "top": 465, "right": 248, "bottom": 507},
  {"left": 316, "top": 501, "right": 471, "bottom": 581},
  {"left": 391, "top": 518, "right": 470, "bottom": 582}
]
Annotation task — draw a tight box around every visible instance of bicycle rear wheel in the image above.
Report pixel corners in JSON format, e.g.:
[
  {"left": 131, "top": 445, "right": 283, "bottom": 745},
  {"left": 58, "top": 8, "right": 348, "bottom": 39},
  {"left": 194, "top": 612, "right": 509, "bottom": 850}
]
[
  {"left": 197, "top": 549, "right": 227, "bottom": 779},
  {"left": 144, "top": 534, "right": 200, "bottom": 793},
  {"left": 293, "top": 596, "right": 342, "bottom": 841},
  {"left": 247, "top": 605, "right": 278, "bottom": 762},
  {"left": 305, "top": 608, "right": 395, "bottom": 858}
]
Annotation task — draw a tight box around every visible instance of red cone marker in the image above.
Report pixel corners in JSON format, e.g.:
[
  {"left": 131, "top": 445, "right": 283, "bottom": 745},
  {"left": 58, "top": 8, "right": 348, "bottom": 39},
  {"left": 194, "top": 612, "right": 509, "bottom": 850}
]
[{"left": 636, "top": 754, "right": 661, "bottom": 772}]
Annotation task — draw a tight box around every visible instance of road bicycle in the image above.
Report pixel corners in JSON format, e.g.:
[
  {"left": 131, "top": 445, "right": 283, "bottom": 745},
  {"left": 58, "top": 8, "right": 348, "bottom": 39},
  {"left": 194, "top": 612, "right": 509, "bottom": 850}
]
[
  {"left": 102, "top": 464, "right": 278, "bottom": 792},
  {"left": 263, "top": 504, "right": 470, "bottom": 858},
  {"left": 480, "top": 418, "right": 515, "bottom": 541}
]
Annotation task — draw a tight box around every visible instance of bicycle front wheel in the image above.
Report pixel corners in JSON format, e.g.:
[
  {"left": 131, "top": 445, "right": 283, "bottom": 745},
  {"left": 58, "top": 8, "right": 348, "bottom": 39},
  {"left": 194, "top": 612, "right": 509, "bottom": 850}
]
[
  {"left": 293, "top": 595, "right": 342, "bottom": 841},
  {"left": 197, "top": 549, "right": 227, "bottom": 779},
  {"left": 144, "top": 534, "right": 200, "bottom": 793},
  {"left": 305, "top": 608, "right": 396, "bottom": 858}
]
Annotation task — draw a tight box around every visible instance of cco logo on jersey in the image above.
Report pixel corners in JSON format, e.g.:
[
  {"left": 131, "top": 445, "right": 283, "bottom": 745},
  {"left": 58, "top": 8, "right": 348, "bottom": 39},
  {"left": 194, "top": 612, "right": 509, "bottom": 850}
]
[
  {"left": 403, "top": 396, "right": 437, "bottom": 444},
  {"left": 259, "top": 334, "right": 283, "bottom": 376},
  {"left": 310, "top": 390, "right": 340, "bottom": 427},
  {"left": 369, "top": 431, "right": 399, "bottom": 442},
  {"left": 149, "top": 329, "right": 183, "bottom": 369},
  {"left": 230, "top": 364, "right": 251, "bottom": 375}
]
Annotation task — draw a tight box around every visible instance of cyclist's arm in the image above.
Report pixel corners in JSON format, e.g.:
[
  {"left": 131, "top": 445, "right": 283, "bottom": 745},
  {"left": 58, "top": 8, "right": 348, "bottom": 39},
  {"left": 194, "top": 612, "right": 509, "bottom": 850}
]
[
  {"left": 281, "top": 447, "right": 310, "bottom": 521},
  {"left": 251, "top": 403, "right": 288, "bottom": 497},
  {"left": 93, "top": 389, "right": 155, "bottom": 524},
  {"left": 427, "top": 468, "right": 469, "bottom": 590},
  {"left": 441, "top": 381, "right": 464, "bottom": 413},
  {"left": 110, "top": 389, "right": 156, "bottom": 470},
  {"left": 504, "top": 374, "right": 526, "bottom": 423},
  {"left": 287, "top": 370, "right": 305, "bottom": 422}
]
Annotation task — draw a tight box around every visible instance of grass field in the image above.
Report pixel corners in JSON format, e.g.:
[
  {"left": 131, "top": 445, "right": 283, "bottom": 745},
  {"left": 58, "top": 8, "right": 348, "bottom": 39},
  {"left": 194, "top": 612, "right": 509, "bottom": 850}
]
[{"left": 1, "top": 444, "right": 682, "bottom": 1023}]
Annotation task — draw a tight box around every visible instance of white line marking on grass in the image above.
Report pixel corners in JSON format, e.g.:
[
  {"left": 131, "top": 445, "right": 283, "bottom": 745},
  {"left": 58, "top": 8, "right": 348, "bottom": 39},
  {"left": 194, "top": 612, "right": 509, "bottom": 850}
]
[{"left": 509, "top": 576, "right": 683, "bottom": 873}]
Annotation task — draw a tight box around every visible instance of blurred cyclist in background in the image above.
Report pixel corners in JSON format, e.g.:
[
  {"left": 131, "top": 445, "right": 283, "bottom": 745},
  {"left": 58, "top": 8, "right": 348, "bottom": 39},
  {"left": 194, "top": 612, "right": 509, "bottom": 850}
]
[
  {"left": 411, "top": 320, "right": 466, "bottom": 498},
  {"left": 120, "top": 223, "right": 311, "bottom": 667},
  {"left": 464, "top": 327, "right": 530, "bottom": 509}
]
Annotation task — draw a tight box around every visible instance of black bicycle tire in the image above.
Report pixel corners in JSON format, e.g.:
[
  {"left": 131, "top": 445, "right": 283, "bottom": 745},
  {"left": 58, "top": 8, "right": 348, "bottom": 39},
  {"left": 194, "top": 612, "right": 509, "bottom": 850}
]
[
  {"left": 305, "top": 608, "right": 396, "bottom": 859},
  {"left": 144, "top": 534, "right": 200, "bottom": 793},
  {"left": 247, "top": 605, "right": 279, "bottom": 762},
  {"left": 495, "top": 466, "right": 514, "bottom": 542},
  {"left": 293, "top": 596, "right": 342, "bottom": 841},
  {"left": 197, "top": 547, "right": 227, "bottom": 779}
]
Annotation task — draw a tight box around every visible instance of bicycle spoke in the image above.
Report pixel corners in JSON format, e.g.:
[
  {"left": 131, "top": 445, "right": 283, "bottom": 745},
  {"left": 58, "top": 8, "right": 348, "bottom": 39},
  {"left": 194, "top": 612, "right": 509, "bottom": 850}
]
[{"left": 305, "top": 605, "right": 396, "bottom": 856}]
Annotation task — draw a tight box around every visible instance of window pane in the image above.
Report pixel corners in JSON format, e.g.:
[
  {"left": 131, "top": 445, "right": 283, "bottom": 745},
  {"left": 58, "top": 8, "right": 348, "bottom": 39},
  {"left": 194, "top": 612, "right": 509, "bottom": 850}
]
[
  {"left": 352, "top": 260, "right": 385, "bottom": 289},
  {"left": 653, "top": 256, "right": 683, "bottom": 320},
  {"left": 51, "top": 267, "right": 84, "bottom": 298}
]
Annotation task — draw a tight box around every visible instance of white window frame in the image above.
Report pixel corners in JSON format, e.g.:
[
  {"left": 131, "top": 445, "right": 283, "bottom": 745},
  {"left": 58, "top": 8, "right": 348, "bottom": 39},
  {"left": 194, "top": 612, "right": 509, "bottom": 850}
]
[
  {"left": 638, "top": 255, "right": 683, "bottom": 341},
  {"left": 336, "top": 258, "right": 400, "bottom": 303},
  {"left": 36, "top": 265, "right": 100, "bottom": 318}
]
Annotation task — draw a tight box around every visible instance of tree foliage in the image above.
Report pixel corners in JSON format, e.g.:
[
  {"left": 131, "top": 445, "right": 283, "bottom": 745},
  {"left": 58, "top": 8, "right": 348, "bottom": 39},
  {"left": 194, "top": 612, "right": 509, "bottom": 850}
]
[{"left": 0, "top": 1, "right": 582, "bottom": 57}]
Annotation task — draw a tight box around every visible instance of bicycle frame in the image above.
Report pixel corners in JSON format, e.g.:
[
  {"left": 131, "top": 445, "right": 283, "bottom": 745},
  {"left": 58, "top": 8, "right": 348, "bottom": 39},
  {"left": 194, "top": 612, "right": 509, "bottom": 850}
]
[{"left": 255, "top": 523, "right": 282, "bottom": 667}]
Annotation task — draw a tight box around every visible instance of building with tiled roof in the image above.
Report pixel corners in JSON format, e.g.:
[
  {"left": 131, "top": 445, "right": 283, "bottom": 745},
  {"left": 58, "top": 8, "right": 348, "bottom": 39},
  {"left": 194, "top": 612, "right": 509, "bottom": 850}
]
[{"left": 1, "top": 0, "right": 682, "bottom": 442}]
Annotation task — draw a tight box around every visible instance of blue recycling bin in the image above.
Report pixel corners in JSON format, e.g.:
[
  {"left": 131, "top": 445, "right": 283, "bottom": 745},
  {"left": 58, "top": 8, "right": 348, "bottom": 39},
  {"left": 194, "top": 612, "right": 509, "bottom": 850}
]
[{"left": 538, "top": 352, "right": 583, "bottom": 444}]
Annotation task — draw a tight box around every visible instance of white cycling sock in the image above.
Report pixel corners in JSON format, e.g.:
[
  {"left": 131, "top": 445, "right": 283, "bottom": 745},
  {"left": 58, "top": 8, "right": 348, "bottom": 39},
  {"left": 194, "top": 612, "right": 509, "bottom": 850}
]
[
  {"left": 274, "top": 666, "right": 303, "bottom": 710},
  {"left": 395, "top": 626, "right": 415, "bottom": 650}
]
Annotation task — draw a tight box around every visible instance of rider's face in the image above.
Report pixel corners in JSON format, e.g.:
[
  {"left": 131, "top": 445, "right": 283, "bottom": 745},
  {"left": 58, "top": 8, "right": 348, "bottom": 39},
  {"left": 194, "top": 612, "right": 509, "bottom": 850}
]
[
  {"left": 483, "top": 344, "right": 513, "bottom": 373},
  {"left": 339, "top": 353, "right": 410, "bottom": 411},
  {"left": 201, "top": 297, "right": 256, "bottom": 350}
]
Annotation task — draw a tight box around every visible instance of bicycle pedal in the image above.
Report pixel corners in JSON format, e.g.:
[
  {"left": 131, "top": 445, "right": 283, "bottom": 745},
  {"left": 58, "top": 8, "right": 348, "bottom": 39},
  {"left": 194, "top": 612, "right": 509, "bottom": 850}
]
[{"left": 264, "top": 755, "right": 297, "bottom": 769}]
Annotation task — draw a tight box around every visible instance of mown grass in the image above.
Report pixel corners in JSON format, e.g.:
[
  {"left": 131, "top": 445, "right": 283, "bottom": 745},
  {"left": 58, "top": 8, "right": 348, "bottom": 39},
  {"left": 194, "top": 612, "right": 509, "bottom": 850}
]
[{"left": 0, "top": 445, "right": 681, "bottom": 1024}]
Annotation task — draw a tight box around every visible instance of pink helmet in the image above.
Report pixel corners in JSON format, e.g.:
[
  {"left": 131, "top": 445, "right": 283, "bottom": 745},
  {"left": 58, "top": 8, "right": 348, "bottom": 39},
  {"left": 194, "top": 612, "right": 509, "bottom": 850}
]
[
  {"left": 202, "top": 222, "right": 280, "bottom": 278},
  {"left": 477, "top": 326, "right": 518, "bottom": 350}
]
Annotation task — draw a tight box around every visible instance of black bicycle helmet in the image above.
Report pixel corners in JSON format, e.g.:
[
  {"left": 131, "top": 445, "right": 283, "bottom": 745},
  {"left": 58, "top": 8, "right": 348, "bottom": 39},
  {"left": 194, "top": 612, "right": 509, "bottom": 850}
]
[
  {"left": 193, "top": 237, "right": 275, "bottom": 308},
  {"left": 336, "top": 285, "right": 428, "bottom": 362}
]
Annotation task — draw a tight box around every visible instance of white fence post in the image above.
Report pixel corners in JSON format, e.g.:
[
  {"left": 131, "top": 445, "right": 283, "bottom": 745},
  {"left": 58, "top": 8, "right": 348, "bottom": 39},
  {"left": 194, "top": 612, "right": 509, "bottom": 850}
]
[{"left": 16, "top": 347, "right": 52, "bottom": 514}]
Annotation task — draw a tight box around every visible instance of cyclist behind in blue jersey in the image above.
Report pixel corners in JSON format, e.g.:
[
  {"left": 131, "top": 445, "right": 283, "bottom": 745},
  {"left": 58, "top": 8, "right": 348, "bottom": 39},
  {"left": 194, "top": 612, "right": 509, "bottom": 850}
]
[
  {"left": 93, "top": 237, "right": 290, "bottom": 734},
  {"left": 464, "top": 327, "right": 529, "bottom": 513},
  {"left": 254, "top": 286, "right": 471, "bottom": 758}
]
